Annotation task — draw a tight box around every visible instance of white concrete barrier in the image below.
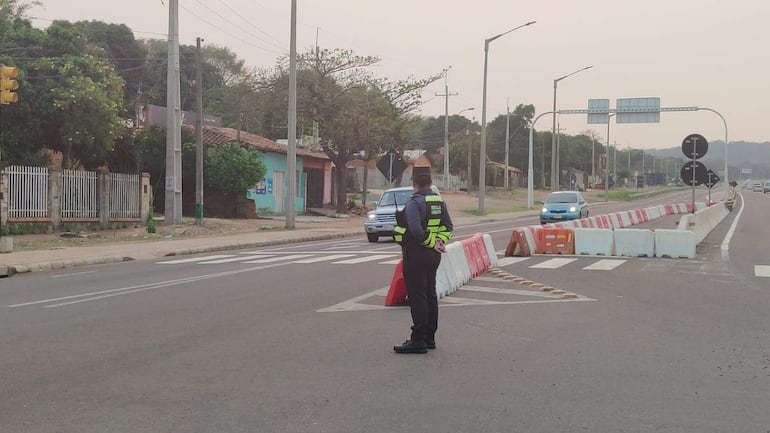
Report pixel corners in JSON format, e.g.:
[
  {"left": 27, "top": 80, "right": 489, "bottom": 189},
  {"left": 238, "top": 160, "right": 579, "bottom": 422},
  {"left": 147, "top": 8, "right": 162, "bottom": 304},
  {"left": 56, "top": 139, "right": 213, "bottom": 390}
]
[
  {"left": 575, "top": 228, "right": 614, "bottom": 256},
  {"left": 482, "top": 233, "right": 497, "bottom": 267},
  {"left": 680, "top": 201, "right": 730, "bottom": 243},
  {"left": 655, "top": 229, "right": 696, "bottom": 258},
  {"left": 614, "top": 229, "right": 655, "bottom": 257}
]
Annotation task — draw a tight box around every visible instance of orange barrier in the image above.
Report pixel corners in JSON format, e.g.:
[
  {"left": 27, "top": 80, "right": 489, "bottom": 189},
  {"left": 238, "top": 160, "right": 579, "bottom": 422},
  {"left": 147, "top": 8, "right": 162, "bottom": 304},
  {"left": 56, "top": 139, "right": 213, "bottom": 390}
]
[
  {"left": 505, "top": 228, "right": 532, "bottom": 256},
  {"left": 385, "top": 260, "right": 408, "bottom": 306},
  {"left": 535, "top": 228, "right": 575, "bottom": 254}
]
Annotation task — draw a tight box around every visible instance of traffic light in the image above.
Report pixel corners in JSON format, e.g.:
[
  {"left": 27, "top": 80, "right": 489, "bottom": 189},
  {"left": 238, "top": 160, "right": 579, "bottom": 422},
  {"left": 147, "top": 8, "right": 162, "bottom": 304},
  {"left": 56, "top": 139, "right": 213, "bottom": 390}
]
[{"left": 1, "top": 64, "right": 19, "bottom": 105}]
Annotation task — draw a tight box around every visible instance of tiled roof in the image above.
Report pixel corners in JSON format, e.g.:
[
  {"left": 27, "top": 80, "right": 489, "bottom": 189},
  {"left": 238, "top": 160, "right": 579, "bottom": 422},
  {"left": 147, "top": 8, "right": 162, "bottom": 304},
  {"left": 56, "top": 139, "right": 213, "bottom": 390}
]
[{"left": 190, "top": 125, "right": 329, "bottom": 160}]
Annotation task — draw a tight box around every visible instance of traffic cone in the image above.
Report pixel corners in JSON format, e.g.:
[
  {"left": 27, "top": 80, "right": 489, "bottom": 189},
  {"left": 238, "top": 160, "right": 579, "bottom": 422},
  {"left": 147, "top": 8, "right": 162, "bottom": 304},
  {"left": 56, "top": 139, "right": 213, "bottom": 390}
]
[{"left": 385, "top": 260, "right": 408, "bottom": 306}]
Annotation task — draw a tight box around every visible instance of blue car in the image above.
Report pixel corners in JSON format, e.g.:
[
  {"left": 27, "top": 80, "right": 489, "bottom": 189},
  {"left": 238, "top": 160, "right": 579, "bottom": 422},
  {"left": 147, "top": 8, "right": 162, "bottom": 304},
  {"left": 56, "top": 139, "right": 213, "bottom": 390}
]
[{"left": 540, "top": 191, "right": 589, "bottom": 224}]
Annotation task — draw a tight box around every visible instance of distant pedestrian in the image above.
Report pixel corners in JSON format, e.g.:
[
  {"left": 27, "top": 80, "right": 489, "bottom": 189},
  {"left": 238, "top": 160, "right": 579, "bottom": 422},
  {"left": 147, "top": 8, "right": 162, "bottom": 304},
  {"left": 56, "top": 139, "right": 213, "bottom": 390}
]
[
  {"left": 726, "top": 181, "right": 737, "bottom": 211},
  {"left": 393, "top": 173, "right": 453, "bottom": 354}
]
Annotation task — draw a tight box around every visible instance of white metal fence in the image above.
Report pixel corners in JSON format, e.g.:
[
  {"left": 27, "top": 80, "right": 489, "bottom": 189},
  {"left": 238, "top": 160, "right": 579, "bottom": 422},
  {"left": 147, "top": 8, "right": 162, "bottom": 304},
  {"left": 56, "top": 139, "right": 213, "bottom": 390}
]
[
  {"left": 3, "top": 165, "right": 143, "bottom": 222},
  {"left": 61, "top": 169, "right": 99, "bottom": 219},
  {"left": 7, "top": 165, "right": 49, "bottom": 219},
  {"left": 109, "top": 173, "right": 140, "bottom": 219}
]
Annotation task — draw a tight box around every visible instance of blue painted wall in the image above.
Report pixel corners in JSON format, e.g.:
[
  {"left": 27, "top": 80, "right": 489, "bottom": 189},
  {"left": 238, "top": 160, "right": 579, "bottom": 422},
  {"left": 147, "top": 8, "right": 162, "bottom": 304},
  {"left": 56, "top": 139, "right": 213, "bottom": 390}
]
[{"left": 246, "top": 152, "right": 306, "bottom": 215}]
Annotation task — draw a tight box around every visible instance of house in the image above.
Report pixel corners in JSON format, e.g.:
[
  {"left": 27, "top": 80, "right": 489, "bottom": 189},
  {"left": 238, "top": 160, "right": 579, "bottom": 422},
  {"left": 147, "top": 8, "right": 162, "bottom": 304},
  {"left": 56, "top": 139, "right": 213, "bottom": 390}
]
[
  {"left": 489, "top": 161, "right": 523, "bottom": 188},
  {"left": 198, "top": 126, "right": 332, "bottom": 215},
  {"left": 347, "top": 149, "right": 434, "bottom": 190}
]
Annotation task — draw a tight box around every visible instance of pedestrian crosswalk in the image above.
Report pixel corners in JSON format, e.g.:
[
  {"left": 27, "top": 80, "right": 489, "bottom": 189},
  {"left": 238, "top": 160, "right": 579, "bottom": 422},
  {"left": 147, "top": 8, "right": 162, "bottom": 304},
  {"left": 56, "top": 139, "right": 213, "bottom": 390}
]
[
  {"left": 158, "top": 251, "right": 634, "bottom": 272},
  {"left": 496, "top": 256, "right": 628, "bottom": 272}
]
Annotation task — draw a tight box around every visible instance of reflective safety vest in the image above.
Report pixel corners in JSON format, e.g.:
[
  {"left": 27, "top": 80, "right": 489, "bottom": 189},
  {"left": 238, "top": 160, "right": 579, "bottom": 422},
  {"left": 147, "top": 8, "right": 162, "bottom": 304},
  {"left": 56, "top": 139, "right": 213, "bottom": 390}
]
[{"left": 394, "top": 194, "right": 452, "bottom": 248}]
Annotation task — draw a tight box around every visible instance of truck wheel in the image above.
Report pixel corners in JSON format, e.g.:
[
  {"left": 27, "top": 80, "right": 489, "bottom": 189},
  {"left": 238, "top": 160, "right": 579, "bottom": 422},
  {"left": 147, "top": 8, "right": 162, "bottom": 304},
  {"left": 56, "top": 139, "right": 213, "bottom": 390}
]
[{"left": 367, "top": 233, "right": 378, "bottom": 243}]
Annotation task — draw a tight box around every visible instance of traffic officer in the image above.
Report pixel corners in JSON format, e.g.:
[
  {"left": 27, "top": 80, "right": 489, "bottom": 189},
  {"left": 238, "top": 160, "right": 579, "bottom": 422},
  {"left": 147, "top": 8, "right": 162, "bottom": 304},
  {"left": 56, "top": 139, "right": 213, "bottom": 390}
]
[{"left": 393, "top": 172, "right": 453, "bottom": 354}]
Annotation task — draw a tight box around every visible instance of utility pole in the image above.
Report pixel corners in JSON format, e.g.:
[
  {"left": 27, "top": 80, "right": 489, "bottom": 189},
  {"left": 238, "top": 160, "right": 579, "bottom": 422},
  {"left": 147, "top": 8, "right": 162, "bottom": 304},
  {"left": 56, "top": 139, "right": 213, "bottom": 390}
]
[
  {"left": 590, "top": 132, "right": 596, "bottom": 187},
  {"left": 505, "top": 101, "right": 510, "bottom": 189},
  {"left": 467, "top": 118, "right": 474, "bottom": 194},
  {"left": 165, "top": 0, "right": 182, "bottom": 224},
  {"left": 286, "top": 0, "right": 297, "bottom": 229},
  {"left": 627, "top": 146, "right": 631, "bottom": 184},
  {"left": 195, "top": 37, "right": 204, "bottom": 225},
  {"left": 436, "top": 67, "right": 457, "bottom": 191}
]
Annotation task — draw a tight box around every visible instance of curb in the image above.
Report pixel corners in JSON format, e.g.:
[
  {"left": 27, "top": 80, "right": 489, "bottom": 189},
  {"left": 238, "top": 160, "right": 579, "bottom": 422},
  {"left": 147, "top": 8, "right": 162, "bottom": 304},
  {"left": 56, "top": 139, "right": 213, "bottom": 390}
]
[{"left": 8, "top": 255, "right": 132, "bottom": 276}]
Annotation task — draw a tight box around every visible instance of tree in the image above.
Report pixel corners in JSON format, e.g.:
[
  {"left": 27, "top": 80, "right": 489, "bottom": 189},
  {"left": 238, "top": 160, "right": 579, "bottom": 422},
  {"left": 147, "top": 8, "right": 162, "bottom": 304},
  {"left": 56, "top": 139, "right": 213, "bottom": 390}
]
[{"left": 205, "top": 142, "right": 266, "bottom": 215}]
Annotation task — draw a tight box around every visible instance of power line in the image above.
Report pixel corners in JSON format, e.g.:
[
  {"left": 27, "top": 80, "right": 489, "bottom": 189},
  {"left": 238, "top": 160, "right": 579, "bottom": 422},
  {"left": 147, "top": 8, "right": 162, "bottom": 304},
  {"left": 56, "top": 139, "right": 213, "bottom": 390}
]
[
  {"left": 216, "top": 0, "right": 284, "bottom": 46},
  {"left": 191, "top": 0, "right": 284, "bottom": 51},
  {"left": 179, "top": 3, "right": 283, "bottom": 55}
]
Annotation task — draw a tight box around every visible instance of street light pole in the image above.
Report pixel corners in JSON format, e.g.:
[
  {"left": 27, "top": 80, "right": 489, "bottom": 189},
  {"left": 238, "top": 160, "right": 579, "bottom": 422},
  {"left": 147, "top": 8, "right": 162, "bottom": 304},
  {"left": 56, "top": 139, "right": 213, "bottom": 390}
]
[
  {"left": 697, "top": 107, "right": 728, "bottom": 199},
  {"left": 605, "top": 113, "right": 615, "bottom": 202},
  {"left": 479, "top": 20, "right": 535, "bottom": 214},
  {"left": 550, "top": 65, "right": 592, "bottom": 191},
  {"left": 528, "top": 111, "right": 555, "bottom": 209}
]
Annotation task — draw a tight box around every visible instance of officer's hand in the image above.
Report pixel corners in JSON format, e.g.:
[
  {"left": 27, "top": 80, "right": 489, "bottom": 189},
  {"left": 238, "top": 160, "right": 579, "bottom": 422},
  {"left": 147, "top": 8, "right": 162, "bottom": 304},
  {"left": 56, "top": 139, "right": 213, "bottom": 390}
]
[{"left": 433, "top": 240, "right": 446, "bottom": 253}]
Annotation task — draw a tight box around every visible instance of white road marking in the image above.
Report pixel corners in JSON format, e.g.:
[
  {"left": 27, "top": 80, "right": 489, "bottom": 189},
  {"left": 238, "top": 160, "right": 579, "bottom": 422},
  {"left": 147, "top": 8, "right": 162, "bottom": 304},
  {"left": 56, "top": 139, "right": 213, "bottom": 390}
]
[
  {"left": 50, "top": 270, "right": 98, "bottom": 278},
  {"left": 241, "top": 254, "right": 314, "bottom": 264},
  {"left": 291, "top": 254, "right": 355, "bottom": 264},
  {"left": 379, "top": 259, "right": 402, "bottom": 265},
  {"left": 720, "top": 192, "right": 745, "bottom": 262},
  {"left": 199, "top": 255, "right": 276, "bottom": 264},
  {"left": 157, "top": 254, "right": 236, "bottom": 264},
  {"left": 496, "top": 257, "right": 531, "bottom": 267},
  {"left": 10, "top": 261, "right": 297, "bottom": 309},
  {"left": 529, "top": 258, "right": 578, "bottom": 269},
  {"left": 755, "top": 265, "right": 770, "bottom": 278},
  {"left": 582, "top": 259, "right": 626, "bottom": 271},
  {"left": 332, "top": 254, "right": 397, "bottom": 264}
]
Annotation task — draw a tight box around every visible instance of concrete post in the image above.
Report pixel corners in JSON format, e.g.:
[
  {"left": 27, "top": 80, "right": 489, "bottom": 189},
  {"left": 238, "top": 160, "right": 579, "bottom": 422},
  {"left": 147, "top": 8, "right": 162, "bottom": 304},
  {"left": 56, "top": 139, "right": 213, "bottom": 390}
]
[
  {"left": 0, "top": 168, "right": 7, "bottom": 228},
  {"left": 99, "top": 169, "right": 110, "bottom": 227},
  {"left": 49, "top": 167, "right": 61, "bottom": 232},
  {"left": 0, "top": 168, "right": 11, "bottom": 253},
  {"left": 141, "top": 172, "right": 151, "bottom": 223}
]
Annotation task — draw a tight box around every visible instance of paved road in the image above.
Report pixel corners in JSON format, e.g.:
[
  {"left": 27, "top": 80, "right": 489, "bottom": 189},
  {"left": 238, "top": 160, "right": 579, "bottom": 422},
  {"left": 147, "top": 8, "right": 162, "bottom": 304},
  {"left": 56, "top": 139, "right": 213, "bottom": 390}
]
[{"left": 2, "top": 189, "right": 767, "bottom": 432}]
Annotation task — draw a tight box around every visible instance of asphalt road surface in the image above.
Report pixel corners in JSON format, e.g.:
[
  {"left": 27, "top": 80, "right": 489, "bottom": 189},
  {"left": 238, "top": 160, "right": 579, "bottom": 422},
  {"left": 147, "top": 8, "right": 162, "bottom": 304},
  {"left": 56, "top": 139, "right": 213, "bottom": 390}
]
[{"left": 1, "top": 188, "right": 768, "bottom": 433}]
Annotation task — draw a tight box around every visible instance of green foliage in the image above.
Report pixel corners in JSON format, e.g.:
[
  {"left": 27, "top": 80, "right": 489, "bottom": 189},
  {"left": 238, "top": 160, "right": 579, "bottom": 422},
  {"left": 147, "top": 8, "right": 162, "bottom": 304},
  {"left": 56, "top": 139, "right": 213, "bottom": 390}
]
[
  {"left": 205, "top": 142, "right": 266, "bottom": 196},
  {"left": 146, "top": 216, "right": 157, "bottom": 234}
]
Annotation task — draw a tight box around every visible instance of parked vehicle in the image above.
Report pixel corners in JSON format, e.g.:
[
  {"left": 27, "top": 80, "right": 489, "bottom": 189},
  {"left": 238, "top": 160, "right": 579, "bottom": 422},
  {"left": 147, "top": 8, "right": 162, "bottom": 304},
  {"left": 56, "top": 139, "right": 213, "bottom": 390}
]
[
  {"left": 364, "top": 187, "right": 414, "bottom": 242},
  {"left": 540, "top": 191, "right": 589, "bottom": 224},
  {"left": 753, "top": 183, "right": 763, "bottom": 192},
  {"left": 763, "top": 181, "right": 770, "bottom": 193}
]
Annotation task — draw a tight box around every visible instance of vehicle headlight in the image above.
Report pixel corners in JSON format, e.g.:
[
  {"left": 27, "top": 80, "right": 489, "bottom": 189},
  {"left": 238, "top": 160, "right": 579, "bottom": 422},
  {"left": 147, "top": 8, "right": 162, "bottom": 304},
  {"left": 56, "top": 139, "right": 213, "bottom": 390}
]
[
  {"left": 366, "top": 212, "right": 376, "bottom": 221},
  {"left": 541, "top": 207, "right": 548, "bottom": 213},
  {"left": 569, "top": 206, "right": 577, "bottom": 212}
]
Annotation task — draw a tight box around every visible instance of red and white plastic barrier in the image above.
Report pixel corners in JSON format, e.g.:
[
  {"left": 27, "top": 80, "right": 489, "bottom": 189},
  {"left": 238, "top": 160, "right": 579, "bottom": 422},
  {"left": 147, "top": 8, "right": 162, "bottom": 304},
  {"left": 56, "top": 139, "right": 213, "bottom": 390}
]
[{"left": 386, "top": 233, "right": 497, "bottom": 305}]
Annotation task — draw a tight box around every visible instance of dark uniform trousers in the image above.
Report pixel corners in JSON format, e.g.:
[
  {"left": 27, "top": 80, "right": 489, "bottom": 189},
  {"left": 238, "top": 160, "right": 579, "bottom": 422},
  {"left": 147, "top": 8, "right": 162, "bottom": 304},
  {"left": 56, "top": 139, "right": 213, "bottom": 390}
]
[{"left": 403, "top": 249, "right": 441, "bottom": 342}]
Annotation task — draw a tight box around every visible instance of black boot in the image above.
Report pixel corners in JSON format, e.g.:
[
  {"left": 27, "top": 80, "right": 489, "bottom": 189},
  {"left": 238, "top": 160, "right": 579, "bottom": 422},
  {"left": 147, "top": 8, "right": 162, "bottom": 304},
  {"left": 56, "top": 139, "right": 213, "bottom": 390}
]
[{"left": 393, "top": 339, "right": 428, "bottom": 354}]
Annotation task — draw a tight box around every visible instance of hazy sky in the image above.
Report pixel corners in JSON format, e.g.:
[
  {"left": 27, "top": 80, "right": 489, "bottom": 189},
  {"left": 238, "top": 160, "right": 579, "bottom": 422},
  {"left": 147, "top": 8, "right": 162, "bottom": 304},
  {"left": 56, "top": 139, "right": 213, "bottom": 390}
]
[{"left": 30, "top": 0, "right": 770, "bottom": 150}]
